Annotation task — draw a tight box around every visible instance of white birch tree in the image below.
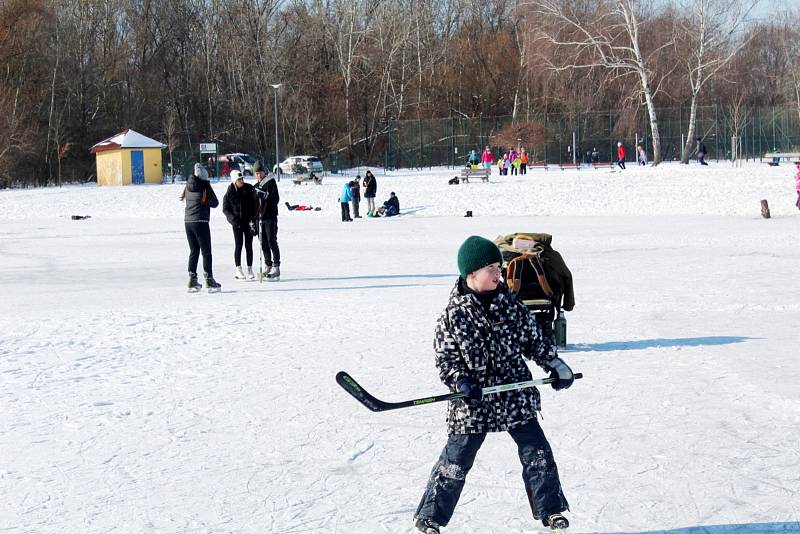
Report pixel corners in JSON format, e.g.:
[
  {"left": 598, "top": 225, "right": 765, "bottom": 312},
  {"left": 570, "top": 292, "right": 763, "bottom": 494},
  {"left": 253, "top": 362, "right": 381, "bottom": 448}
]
[
  {"left": 528, "top": 0, "right": 673, "bottom": 165},
  {"left": 674, "top": 0, "right": 759, "bottom": 163}
]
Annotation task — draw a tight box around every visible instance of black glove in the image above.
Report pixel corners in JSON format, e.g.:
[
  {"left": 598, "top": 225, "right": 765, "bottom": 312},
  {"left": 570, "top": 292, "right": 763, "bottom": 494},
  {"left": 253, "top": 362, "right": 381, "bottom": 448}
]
[
  {"left": 544, "top": 357, "right": 574, "bottom": 390},
  {"left": 456, "top": 377, "right": 483, "bottom": 406},
  {"left": 249, "top": 221, "right": 257, "bottom": 236}
]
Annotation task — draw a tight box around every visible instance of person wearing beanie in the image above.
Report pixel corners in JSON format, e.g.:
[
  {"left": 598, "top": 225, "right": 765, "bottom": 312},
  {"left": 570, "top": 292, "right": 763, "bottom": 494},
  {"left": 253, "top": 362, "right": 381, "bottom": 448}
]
[
  {"left": 223, "top": 170, "right": 258, "bottom": 281},
  {"left": 616, "top": 141, "right": 626, "bottom": 170},
  {"left": 255, "top": 174, "right": 281, "bottom": 280},
  {"left": 181, "top": 162, "right": 220, "bottom": 292},
  {"left": 413, "top": 235, "right": 575, "bottom": 534}
]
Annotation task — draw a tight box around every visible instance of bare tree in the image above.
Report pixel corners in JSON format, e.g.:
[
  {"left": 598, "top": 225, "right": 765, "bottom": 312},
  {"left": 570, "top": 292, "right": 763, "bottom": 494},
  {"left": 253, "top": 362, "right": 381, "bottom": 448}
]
[
  {"left": 322, "top": 0, "right": 384, "bottom": 158},
  {"left": 674, "top": 0, "right": 759, "bottom": 163},
  {"left": 529, "top": 0, "right": 674, "bottom": 164},
  {"left": 774, "top": 11, "right": 800, "bottom": 124}
]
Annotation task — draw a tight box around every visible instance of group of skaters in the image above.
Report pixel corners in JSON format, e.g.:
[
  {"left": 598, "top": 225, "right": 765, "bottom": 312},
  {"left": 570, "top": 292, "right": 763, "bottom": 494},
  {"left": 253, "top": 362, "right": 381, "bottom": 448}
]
[
  {"left": 468, "top": 146, "right": 531, "bottom": 175},
  {"left": 338, "top": 169, "right": 400, "bottom": 221},
  {"left": 181, "top": 160, "right": 281, "bottom": 292},
  {"left": 467, "top": 137, "right": 711, "bottom": 174}
]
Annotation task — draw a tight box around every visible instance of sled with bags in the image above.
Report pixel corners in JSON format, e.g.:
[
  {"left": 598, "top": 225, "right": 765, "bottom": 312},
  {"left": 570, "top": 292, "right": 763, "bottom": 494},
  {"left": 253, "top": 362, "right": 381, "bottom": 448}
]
[{"left": 493, "top": 233, "right": 575, "bottom": 340}]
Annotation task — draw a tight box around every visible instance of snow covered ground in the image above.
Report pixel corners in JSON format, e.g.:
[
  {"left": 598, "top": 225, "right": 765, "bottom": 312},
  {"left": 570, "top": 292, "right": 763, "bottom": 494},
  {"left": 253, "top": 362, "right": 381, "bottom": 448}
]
[{"left": 0, "top": 162, "right": 798, "bottom": 534}]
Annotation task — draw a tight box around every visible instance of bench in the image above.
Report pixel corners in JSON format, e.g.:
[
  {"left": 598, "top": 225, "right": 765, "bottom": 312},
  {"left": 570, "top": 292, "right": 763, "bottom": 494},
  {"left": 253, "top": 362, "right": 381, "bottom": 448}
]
[
  {"left": 292, "top": 174, "right": 323, "bottom": 185},
  {"left": 763, "top": 152, "right": 800, "bottom": 166},
  {"left": 591, "top": 162, "right": 615, "bottom": 169},
  {"left": 558, "top": 163, "right": 580, "bottom": 170},
  {"left": 460, "top": 167, "right": 490, "bottom": 183},
  {"left": 528, "top": 162, "right": 549, "bottom": 171}
]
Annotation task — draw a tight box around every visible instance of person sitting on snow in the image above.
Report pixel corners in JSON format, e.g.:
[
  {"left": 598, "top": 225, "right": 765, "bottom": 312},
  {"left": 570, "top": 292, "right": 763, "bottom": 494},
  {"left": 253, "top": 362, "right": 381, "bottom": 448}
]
[{"left": 373, "top": 192, "right": 400, "bottom": 217}]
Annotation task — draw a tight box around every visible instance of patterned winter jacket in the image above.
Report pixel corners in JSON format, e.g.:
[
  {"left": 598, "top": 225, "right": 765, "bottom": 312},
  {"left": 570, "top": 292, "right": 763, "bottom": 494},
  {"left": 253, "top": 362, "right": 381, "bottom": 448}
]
[{"left": 434, "top": 279, "right": 558, "bottom": 435}]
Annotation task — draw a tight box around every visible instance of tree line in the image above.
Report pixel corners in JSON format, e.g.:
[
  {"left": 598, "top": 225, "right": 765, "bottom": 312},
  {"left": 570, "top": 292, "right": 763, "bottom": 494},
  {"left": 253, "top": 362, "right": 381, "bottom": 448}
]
[{"left": 0, "top": 0, "right": 797, "bottom": 186}]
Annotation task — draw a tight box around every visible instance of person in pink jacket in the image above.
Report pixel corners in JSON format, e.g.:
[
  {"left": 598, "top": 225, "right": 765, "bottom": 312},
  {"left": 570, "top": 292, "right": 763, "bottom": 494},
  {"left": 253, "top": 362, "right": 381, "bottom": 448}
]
[
  {"left": 794, "top": 161, "right": 800, "bottom": 210},
  {"left": 481, "top": 146, "right": 494, "bottom": 171}
]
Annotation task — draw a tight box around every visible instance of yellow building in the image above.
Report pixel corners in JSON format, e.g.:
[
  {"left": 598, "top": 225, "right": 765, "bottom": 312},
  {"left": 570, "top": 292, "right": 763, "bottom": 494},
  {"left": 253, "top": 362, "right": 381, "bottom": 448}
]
[{"left": 90, "top": 129, "right": 165, "bottom": 186}]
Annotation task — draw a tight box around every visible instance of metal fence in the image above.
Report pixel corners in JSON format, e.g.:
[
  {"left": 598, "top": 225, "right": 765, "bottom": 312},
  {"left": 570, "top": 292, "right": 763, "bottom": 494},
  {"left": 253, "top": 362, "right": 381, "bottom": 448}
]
[{"left": 323, "top": 105, "right": 800, "bottom": 171}]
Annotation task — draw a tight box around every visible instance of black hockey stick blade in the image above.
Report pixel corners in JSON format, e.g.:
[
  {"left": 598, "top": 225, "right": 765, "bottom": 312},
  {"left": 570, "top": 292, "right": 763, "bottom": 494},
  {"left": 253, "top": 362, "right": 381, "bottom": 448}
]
[
  {"left": 336, "top": 371, "right": 582, "bottom": 412},
  {"left": 335, "top": 371, "right": 458, "bottom": 412}
]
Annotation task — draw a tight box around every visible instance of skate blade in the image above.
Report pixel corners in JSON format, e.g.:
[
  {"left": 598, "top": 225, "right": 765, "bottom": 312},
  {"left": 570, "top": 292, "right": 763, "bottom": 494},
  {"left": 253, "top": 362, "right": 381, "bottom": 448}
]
[
  {"left": 207, "top": 287, "right": 222, "bottom": 293},
  {"left": 266, "top": 277, "right": 280, "bottom": 282},
  {"left": 187, "top": 288, "right": 201, "bottom": 293}
]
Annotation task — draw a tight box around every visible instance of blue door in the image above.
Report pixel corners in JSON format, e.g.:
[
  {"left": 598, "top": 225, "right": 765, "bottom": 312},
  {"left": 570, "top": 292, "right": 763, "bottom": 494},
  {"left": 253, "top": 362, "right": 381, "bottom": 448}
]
[{"left": 131, "top": 150, "right": 145, "bottom": 184}]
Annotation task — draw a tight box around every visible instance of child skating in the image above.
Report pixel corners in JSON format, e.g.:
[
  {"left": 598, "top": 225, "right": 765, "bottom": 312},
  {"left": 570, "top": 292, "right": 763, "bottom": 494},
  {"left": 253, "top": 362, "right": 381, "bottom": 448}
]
[{"left": 413, "top": 236, "right": 576, "bottom": 533}]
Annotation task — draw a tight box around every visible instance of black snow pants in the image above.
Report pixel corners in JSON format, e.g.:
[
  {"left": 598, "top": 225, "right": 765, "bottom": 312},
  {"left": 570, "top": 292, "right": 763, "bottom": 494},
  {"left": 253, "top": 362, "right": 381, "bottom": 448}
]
[
  {"left": 415, "top": 418, "right": 568, "bottom": 527},
  {"left": 259, "top": 218, "right": 280, "bottom": 267},
  {"left": 185, "top": 221, "right": 213, "bottom": 276}
]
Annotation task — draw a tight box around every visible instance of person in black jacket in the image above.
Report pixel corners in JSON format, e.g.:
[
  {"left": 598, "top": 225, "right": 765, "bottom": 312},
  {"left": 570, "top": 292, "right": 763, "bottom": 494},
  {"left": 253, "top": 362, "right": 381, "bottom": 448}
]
[
  {"left": 255, "top": 174, "right": 281, "bottom": 280},
  {"left": 182, "top": 163, "right": 220, "bottom": 292},
  {"left": 696, "top": 137, "right": 708, "bottom": 165},
  {"left": 363, "top": 170, "right": 377, "bottom": 216},
  {"left": 223, "top": 170, "right": 258, "bottom": 281},
  {"left": 351, "top": 176, "right": 362, "bottom": 218}
]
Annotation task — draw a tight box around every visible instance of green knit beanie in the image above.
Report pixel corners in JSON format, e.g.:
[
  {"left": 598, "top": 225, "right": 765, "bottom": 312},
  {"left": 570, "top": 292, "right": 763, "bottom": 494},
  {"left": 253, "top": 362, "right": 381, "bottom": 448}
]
[
  {"left": 457, "top": 235, "right": 503, "bottom": 278},
  {"left": 253, "top": 159, "right": 263, "bottom": 173}
]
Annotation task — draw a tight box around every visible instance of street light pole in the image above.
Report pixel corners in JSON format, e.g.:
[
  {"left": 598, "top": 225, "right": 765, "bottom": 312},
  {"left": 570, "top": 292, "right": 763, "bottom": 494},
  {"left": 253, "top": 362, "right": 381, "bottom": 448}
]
[{"left": 270, "top": 83, "right": 282, "bottom": 180}]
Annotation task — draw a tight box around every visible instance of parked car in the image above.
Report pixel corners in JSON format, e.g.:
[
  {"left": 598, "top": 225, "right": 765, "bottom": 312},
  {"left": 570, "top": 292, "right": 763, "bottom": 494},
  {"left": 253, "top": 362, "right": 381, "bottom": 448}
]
[
  {"left": 224, "top": 153, "right": 257, "bottom": 175},
  {"left": 274, "top": 155, "right": 324, "bottom": 175}
]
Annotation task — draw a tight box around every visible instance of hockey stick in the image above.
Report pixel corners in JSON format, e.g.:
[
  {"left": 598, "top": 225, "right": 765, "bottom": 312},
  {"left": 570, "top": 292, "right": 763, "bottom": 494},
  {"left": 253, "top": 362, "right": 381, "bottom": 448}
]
[{"left": 336, "top": 371, "right": 583, "bottom": 412}]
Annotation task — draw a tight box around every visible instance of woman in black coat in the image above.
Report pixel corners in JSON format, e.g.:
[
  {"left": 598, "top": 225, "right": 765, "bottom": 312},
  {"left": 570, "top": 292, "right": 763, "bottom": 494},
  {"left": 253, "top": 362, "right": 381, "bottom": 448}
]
[
  {"left": 362, "top": 170, "right": 377, "bottom": 215},
  {"left": 222, "top": 170, "right": 258, "bottom": 280}
]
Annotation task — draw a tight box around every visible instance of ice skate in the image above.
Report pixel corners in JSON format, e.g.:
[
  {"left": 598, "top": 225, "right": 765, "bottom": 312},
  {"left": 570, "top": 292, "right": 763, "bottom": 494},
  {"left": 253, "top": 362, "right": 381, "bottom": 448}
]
[
  {"left": 204, "top": 273, "right": 222, "bottom": 293},
  {"left": 543, "top": 512, "right": 569, "bottom": 532},
  {"left": 246, "top": 266, "right": 256, "bottom": 281},
  {"left": 234, "top": 266, "right": 246, "bottom": 280},
  {"left": 413, "top": 518, "right": 440, "bottom": 534},
  {"left": 266, "top": 265, "right": 280, "bottom": 281},
  {"left": 187, "top": 273, "right": 201, "bottom": 293}
]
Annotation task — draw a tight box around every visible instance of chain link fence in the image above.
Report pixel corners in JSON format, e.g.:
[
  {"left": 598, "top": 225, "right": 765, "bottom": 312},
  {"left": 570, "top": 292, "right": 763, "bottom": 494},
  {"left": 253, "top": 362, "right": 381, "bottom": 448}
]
[{"left": 323, "top": 106, "right": 800, "bottom": 171}]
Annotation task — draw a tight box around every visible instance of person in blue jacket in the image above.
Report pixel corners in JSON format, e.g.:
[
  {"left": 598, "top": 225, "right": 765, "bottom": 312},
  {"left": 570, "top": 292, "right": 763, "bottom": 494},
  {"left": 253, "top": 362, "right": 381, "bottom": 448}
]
[{"left": 339, "top": 181, "right": 353, "bottom": 222}]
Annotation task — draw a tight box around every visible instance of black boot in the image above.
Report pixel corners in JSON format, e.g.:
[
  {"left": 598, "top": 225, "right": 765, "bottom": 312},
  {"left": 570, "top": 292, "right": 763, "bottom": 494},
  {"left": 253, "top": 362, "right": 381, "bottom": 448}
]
[
  {"left": 187, "top": 273, "right": 201, "bottom": 292},
  {"left": 543, "top": 512, "right": 569, "bottom": 531},
  {"left": 204, "top": 273, "right": 222, "bottom": 292},
  {"left": 414, "top": 518, "right": 440, "bottom": 534}
]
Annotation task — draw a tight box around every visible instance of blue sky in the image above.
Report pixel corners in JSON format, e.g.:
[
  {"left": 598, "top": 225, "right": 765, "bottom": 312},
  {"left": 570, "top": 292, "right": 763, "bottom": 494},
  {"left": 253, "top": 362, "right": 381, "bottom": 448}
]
[{"left": 751, "top": 0, "right": 796, "bottom": 18}]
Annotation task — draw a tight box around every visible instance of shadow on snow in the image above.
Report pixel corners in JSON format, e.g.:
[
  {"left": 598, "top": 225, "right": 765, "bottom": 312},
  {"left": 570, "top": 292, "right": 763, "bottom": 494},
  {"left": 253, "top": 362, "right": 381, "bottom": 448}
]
[
  {"left": 603, "top": 520, "right": 800, "bottom": 534},
  {"left": 566, "top": 336, "right": 755, "bottom": 352}
]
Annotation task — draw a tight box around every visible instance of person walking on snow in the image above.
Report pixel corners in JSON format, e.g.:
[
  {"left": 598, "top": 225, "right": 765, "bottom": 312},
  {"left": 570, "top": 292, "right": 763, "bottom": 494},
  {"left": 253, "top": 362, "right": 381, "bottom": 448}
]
[
  {"left": 637, "top": 144, "right": 647, "bottom": 166},
  {"left": 696, "top": 137, "right": 708, "bottom": 165},
  {"left": 413, "top": 236, "right": 574, "bottom": 534},
  {"left": 222, "top": 170, "right": 258, "bottom": 281},
  {"left": 616, "top": 141, "right": 626, "bottom": 170},
  {"left": 255, "top": 170, "right": 281, "bottom": 280},
  {"left": 182, "top": 163, "right": 220, "bottom": 292}
]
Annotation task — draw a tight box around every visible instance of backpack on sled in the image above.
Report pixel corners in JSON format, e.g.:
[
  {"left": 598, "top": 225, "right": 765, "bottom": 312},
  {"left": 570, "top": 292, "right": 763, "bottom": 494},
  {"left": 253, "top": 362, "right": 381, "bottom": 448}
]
[{"left": 493, "top": 233, "right": 575, "bottom": 341}]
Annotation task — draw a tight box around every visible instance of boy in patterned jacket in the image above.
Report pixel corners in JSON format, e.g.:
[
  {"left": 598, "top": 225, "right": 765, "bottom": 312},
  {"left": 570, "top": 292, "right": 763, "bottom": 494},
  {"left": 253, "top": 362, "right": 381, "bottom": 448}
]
[{"left": 414, "top": 235, "right": 575, "bottom": 534}]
